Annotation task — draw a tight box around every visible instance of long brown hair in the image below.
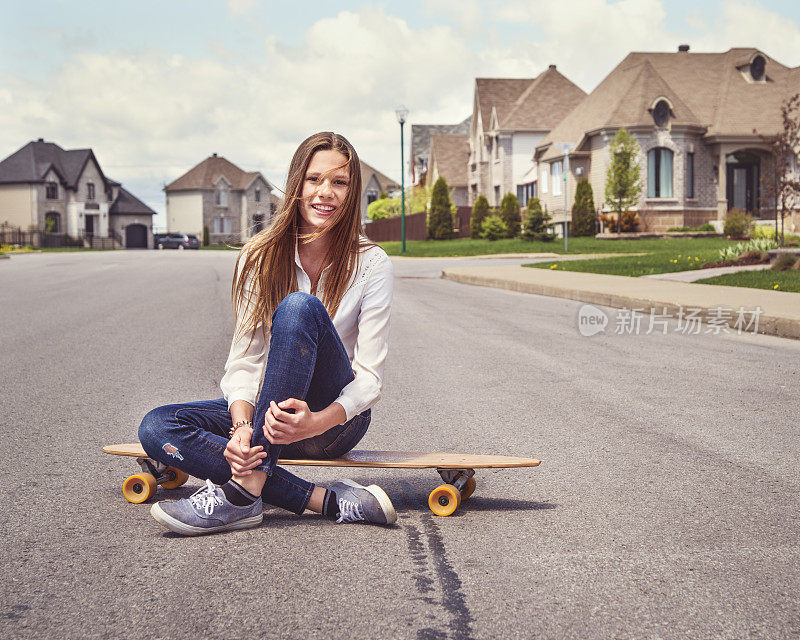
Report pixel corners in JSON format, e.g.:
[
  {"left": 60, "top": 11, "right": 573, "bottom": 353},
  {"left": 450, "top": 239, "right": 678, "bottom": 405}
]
[{"left": 232, "top": 131, "right": 373, "bottom": 342}]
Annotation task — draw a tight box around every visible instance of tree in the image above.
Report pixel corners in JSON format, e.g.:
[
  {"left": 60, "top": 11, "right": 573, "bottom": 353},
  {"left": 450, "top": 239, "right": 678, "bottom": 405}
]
[
  {"left": 480, "top": 215, "right": 507, "bottom": 241},
  {"left": 571, "top": 178, "right": 596, "bottom": 237},
  {"left": 763, "top": 92, "right": 800, "bottom": 246},
  {"left": 521, "top": 197, "right": 553, "bottom": 241},
  {"left": 368, "top": 197, "right": 400, "bottom": 220},
  {"left": 604, "top": 128, "right": 643, "bottom": 233},
  {"left": 498, "top": 192, "right": 521, "bottom": 238},
  {"left": 408, "top": 184, "right": 431, "bottom": 214},
  {"left": 427, "top": 176, "right": 454, "bottom": 240},
  {"left": 470, "top": 195, "right": 490, "bottom": 239}
]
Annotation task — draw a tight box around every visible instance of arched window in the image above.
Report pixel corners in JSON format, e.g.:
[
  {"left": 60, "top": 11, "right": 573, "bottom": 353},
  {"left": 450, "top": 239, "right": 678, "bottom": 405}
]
[
  {"left": 215, "top": 186, "right": 228, "bottom": 207},
  {"left": 647, "top": 148, "right": 673, "bottom": 198}
]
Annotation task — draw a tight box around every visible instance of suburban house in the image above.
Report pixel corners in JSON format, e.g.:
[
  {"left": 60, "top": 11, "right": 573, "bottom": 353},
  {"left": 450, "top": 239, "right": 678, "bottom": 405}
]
[
  {"left": 0, "top": 139, "right": 156, "bottom": 248},
  {"left": 427, "top": 134, "right": 470, "bottom": 206},
  {"left": 164, "top": 154, "right": 277, "bottom": 244},
  {"left": 410, "top": 117, "right": 471, "bottom": 185},
  {"left": 535, "top": 46, "right": 800, "bottom": 233},
  {"left": 468, "top": 66, "right": 587, "bottom": 207},
  {"left": 359, "top": 160, "right": 400, "bottom": 220}
]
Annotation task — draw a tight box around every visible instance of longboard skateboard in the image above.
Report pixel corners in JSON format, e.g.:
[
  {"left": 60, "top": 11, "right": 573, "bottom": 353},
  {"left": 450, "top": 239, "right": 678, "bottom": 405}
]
[{"left": 103, "top": 443, "right": 541, "bottom": 516}]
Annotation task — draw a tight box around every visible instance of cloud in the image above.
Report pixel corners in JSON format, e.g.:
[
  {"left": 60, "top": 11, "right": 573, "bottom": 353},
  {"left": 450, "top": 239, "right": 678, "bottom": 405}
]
[{"left": 227, "top": 0, "right": 257, "bottom": 17}]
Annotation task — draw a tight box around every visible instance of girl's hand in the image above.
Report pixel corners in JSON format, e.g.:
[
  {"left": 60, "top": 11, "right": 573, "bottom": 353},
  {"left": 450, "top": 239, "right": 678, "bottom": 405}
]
[
  {"left": 264, "top": 398, "right": 320, "bottom": 445},
  {"left": 223, "top": 425, "right": 266, "bottom": 477}
]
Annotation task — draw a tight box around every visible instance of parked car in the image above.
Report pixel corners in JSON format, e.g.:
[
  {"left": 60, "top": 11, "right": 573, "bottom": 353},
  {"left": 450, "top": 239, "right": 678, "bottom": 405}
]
[{"left": 155, "top": 233, "right": 201, "bottom": 250}]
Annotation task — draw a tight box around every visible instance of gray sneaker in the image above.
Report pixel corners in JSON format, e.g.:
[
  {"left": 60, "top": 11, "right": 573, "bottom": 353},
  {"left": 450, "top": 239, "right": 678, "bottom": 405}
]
[
  {"left": 150, "top": 479, "right": 263, "bottom": 536},
  {"left": 330, "top": 479, "right": 397, "bottom": 525}
]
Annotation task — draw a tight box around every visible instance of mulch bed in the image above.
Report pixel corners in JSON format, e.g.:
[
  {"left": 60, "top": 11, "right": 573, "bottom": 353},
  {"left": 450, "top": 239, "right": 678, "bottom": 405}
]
[{"left": 701, "top": 255, "right": 770, "bottom": 269}]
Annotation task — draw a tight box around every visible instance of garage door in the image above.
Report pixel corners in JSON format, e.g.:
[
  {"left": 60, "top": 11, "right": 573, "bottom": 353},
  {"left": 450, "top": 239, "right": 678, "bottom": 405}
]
[{"left": 125, "top": 224, "right": 148, "bottom": 248}]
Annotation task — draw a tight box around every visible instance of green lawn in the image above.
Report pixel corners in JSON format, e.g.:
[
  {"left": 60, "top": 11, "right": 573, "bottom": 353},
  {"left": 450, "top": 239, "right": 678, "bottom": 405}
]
[
  {"left": 522, "top": 237, "right": 731, "bottom": 276},
  {"left": 693, "top": 269, "right": 800, "bottom": 293},
  {"left": 378, "top": 236, "right": 730, "bottom": 258}
]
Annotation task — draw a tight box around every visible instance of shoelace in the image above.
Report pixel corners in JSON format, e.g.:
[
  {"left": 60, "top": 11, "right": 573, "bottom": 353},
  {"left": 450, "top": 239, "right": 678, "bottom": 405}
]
[
  {"left": 336, "top": 497, "right": 365, "bottom": 523},
  {"left": 189, "top": 479, "right": 224, "bottom": 515}
]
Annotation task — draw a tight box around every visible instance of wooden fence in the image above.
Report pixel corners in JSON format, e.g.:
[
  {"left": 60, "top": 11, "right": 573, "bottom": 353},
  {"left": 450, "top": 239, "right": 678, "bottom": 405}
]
[{"left": 363, "top": 211, "right": 427, "bottom": 242}]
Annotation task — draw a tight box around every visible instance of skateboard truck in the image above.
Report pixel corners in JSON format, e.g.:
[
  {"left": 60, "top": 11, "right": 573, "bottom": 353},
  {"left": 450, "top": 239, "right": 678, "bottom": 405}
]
[
  {"left": 429, "top": 468, "right": 477, "bottom": 516},
  {"left": 119, "top": 455, "right": 190, "bottom": 504},
  {"left": 436, "top": 468, "right": 475, "bottom": 491}
]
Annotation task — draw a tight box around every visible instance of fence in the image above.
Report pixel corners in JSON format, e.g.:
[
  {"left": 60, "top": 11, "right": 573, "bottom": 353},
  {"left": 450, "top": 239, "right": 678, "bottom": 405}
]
[
  {"left": 0, "top": 225, "right": 121, "bottom": 249},
  {"left": 363, "top": 211, "right": 428, "bottom": 242}
]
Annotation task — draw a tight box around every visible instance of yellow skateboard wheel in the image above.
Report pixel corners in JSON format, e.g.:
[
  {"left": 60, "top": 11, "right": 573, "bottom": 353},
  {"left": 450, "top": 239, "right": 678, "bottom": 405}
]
[
  {"left": 122, "top": 473, "right": 157, "bottom": 503},
  {"left": 428, "top": 484, "right": 461, "bottom": 516},
  {"left": 161, "top": 467, "right": 190, "bottom": 490},
  {"left": 461, "top": 476, "right": 477, "bottom": 500}
]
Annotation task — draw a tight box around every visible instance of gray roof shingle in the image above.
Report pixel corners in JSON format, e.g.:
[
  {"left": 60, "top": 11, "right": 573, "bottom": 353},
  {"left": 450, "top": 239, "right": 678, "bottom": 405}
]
[{"left": 0, "top": 139, "right": 97, "bottom": 187}]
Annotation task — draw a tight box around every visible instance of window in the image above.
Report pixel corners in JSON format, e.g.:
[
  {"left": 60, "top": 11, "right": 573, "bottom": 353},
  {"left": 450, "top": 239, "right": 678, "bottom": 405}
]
[
  {"left": 213, "top": 217, "right": 231, "bottom": 234},
  {"left": 216, "top": 188, "right": 229, "bottom": 206},
  {"left": 686, "top": 152, "right": 694, "bottom": 199},
  {"left": 255, "top": 188, "right": 261, "bottom": 202},
  {"left": 366, "top": 189, "right": 379, "bottom": 205},
  {"left": 87, "top": 182, "right": 95, "bottom": 200},
  {"left": 652, "top": 100, "right": 670, "bottom": 127},
  {"left": 551, "top": 161, "right": 563, "bottom": 196},
  {"left": 647, "top": 148, "right": 674, "bottom": 198},
  {"left": 750, "top": 55, "right": 765, "bottom": 81},
  {"left": 517, "top": 182, "right": 537, "bottom": 207},
  {"left": 46, "top": 182, "right": 58, "bottom": 199},
  {"left": 541, "top": 167, "right": 548, "bottom": 194}
]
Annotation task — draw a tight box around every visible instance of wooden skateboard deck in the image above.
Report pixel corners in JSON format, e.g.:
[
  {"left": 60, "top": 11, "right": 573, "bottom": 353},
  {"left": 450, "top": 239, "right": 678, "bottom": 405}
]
[{"left": 103, "top": 443, "right": 540, "bottom": 516}]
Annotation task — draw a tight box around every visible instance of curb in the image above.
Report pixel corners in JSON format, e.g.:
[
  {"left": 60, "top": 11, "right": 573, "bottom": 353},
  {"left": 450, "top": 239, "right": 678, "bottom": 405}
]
[{"left": 442, "top": 266, "right": 800, "bottom": 341}]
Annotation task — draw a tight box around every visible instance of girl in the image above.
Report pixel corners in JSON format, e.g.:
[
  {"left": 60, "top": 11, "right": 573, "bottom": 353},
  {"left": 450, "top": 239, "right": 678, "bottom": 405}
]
[{"left": 139, "top": 132, "right": 396, "bottom": 535}]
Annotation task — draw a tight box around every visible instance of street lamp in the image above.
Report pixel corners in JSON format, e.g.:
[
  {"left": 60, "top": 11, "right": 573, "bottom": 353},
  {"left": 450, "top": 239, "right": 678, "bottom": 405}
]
[
  {"left": 555, "top": 142, "right": 575, "bottom": 252},
  {"left": 395, "top": 105, "right": 409, "bottom": 253}
]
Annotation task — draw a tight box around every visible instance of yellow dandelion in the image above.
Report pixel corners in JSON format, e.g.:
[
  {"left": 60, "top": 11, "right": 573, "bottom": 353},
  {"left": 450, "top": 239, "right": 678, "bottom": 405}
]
[
  {"left": 550, "top": 264, "right": 558, "bottom": 269},
  {"left": 774, "top": 284, "right": 780, "bottom": 289}
]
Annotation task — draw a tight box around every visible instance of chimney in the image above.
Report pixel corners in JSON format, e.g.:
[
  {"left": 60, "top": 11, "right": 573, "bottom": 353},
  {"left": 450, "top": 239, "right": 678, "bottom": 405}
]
[
  {"left": 212, "top": 153, "right": 217, "bottom": 157},
  {"left": 37, "top": 138, "right": 44, "bottom": 142},
  {"left": 548, "top": 64, "right": 556, "bottom": 70},
  {"left": 678, "top": 44, "right": 690, "bottom": 52}
]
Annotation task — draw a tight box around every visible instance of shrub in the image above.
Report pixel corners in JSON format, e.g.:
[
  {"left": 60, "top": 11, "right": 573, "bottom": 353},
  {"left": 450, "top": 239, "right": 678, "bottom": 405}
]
[
  {"left": 772, "top": 254, "right": 799, "bottom": 271},
  {"left": 571, "top": 178, "right": 596, "bottom": 237},
  {"left": 368, "top": 197, "right": 400, "bottom": 220},
  {"left": 427, "top": 176, "right": 454, "bottom": 240},
  {"left": 498, "top": 193, "right": 521, "bottom": 238},
  {"left": 203, "top": 225, "right": 209, "bottom": 246},
  {"left": 739, "top": 250, "right": 769, "bottom": 262},
  {"left": 724, "top": 208, "right": 753, "bottom": 238},
  {"left": 752, "top": 224, "right": 777, "bottom": 240},
  {"left": 470, "top": 195, "right": 490, "bottom": 239},
  {"left": 522, "top": 198, "right": 552, "bottom": 241},
  {"left": 480, "top": 215, "right": 507, "bottom": 241},
  {"left": 667, "top": 224, "right": 716, "bottom": 232}
]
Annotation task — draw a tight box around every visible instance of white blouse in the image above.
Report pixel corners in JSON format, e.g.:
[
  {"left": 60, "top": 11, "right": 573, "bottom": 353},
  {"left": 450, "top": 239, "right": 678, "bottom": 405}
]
[{"left": 219, "top": 237, "right": 394, "bottom": 422}]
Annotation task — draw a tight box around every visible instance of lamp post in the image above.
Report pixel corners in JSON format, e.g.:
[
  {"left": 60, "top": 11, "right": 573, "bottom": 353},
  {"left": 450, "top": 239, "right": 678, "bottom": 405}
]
[
  {"left": 395, "top": 105, "right": 409, "bottom": 253},
  {"left": 555, "top": 142, "right": 575, "bottom": 252}
]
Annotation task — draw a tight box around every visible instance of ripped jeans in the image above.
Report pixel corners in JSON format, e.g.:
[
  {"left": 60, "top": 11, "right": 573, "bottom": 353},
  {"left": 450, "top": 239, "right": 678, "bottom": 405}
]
[{"left": 138, "top": 292, "right": 370, "bottom": 514}]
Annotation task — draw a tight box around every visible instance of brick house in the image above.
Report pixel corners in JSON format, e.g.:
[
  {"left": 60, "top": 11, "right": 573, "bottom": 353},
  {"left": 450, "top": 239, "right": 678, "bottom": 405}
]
[
  {"left": 535, "top": 46, "right": 800, "bottom": 233},
  {"left": 428, "top": 134, "right": 470, "bottom": 206},
  {"left": 468, "top": 67, "right": 587, "bottom": 207},
  {"left": 164, "top": 154, "right": 277, "bottom": 244},
  {"left": 0, "top": 139, "right": 156, "bottom": 248}
]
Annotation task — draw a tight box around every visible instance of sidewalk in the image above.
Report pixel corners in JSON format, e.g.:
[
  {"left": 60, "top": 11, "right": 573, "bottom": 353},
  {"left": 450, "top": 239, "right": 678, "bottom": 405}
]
[{"left": 441, "top": 264, "right": 800, "bottom": 340}]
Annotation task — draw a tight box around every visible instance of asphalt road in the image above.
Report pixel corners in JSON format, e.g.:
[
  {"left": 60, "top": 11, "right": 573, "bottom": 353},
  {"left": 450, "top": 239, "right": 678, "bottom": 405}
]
[{"left": 1, "top": 249, "right": 798, "bottom": 640}]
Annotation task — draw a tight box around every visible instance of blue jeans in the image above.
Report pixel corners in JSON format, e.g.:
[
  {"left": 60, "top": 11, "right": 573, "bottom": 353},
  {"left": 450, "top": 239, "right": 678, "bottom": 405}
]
[{"left": 139, "top": 292, "right": 371, "bottom": 514}]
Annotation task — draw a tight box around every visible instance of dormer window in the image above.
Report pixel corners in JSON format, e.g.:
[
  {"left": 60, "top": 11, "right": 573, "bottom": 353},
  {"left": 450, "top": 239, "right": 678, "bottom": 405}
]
[
  {"left": 255, "top": 188, "right": 261, "bottom": 202},
  {"left": 750, "top": 55, "right": 765, "bottom": 81},
  {"left": 87, "top": 182, "right": 95, "bottom": 200},
  {"left": 46, "top": 182, "right": 58, "bottom": 199},
  {"left": 652, "top": 100, "right": 670, "bottom": 127}
]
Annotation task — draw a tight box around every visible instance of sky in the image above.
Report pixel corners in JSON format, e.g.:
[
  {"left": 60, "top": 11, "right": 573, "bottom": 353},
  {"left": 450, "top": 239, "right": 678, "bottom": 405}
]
[{"left": 2, "top": 0, "right": 800, "bottom": 230}]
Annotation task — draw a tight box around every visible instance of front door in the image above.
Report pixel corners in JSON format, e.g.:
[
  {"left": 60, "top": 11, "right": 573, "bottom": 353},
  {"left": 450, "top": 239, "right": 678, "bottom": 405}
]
[
  {"left": 85, "top": 214, "right": 97, "bottom": 236},
  {"left": 726, "top": 153, "right": 760, "bottom": 216}
]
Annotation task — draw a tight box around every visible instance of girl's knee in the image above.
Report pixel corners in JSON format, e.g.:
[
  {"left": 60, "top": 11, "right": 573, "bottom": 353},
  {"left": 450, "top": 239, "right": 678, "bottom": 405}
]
[{"left": 273, "top": 291, "right": 325, "bottom": 323}]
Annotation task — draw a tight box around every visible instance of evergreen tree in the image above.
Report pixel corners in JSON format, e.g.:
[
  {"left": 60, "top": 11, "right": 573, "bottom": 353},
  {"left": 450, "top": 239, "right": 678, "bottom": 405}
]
[
  {"left": 571, "top": 178, "right": 596, "bottom": 237},
  {"left": 427, "top": 176, "right": 454, "bottom": 240},
  {"left": 498, "top": 192, "right": 521, "bottom": 238},
  {"left": 604, "top": 128, "right": 643, "bottom": 233},
  {"left": 521, "top": 197, "right": 553, "bottom": 241},
  {"left": 480, "top": 215, "right": 507, "bottom": 241},
  {"left": 470, "top": 195, "right": 490, "bottom": 239}
]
